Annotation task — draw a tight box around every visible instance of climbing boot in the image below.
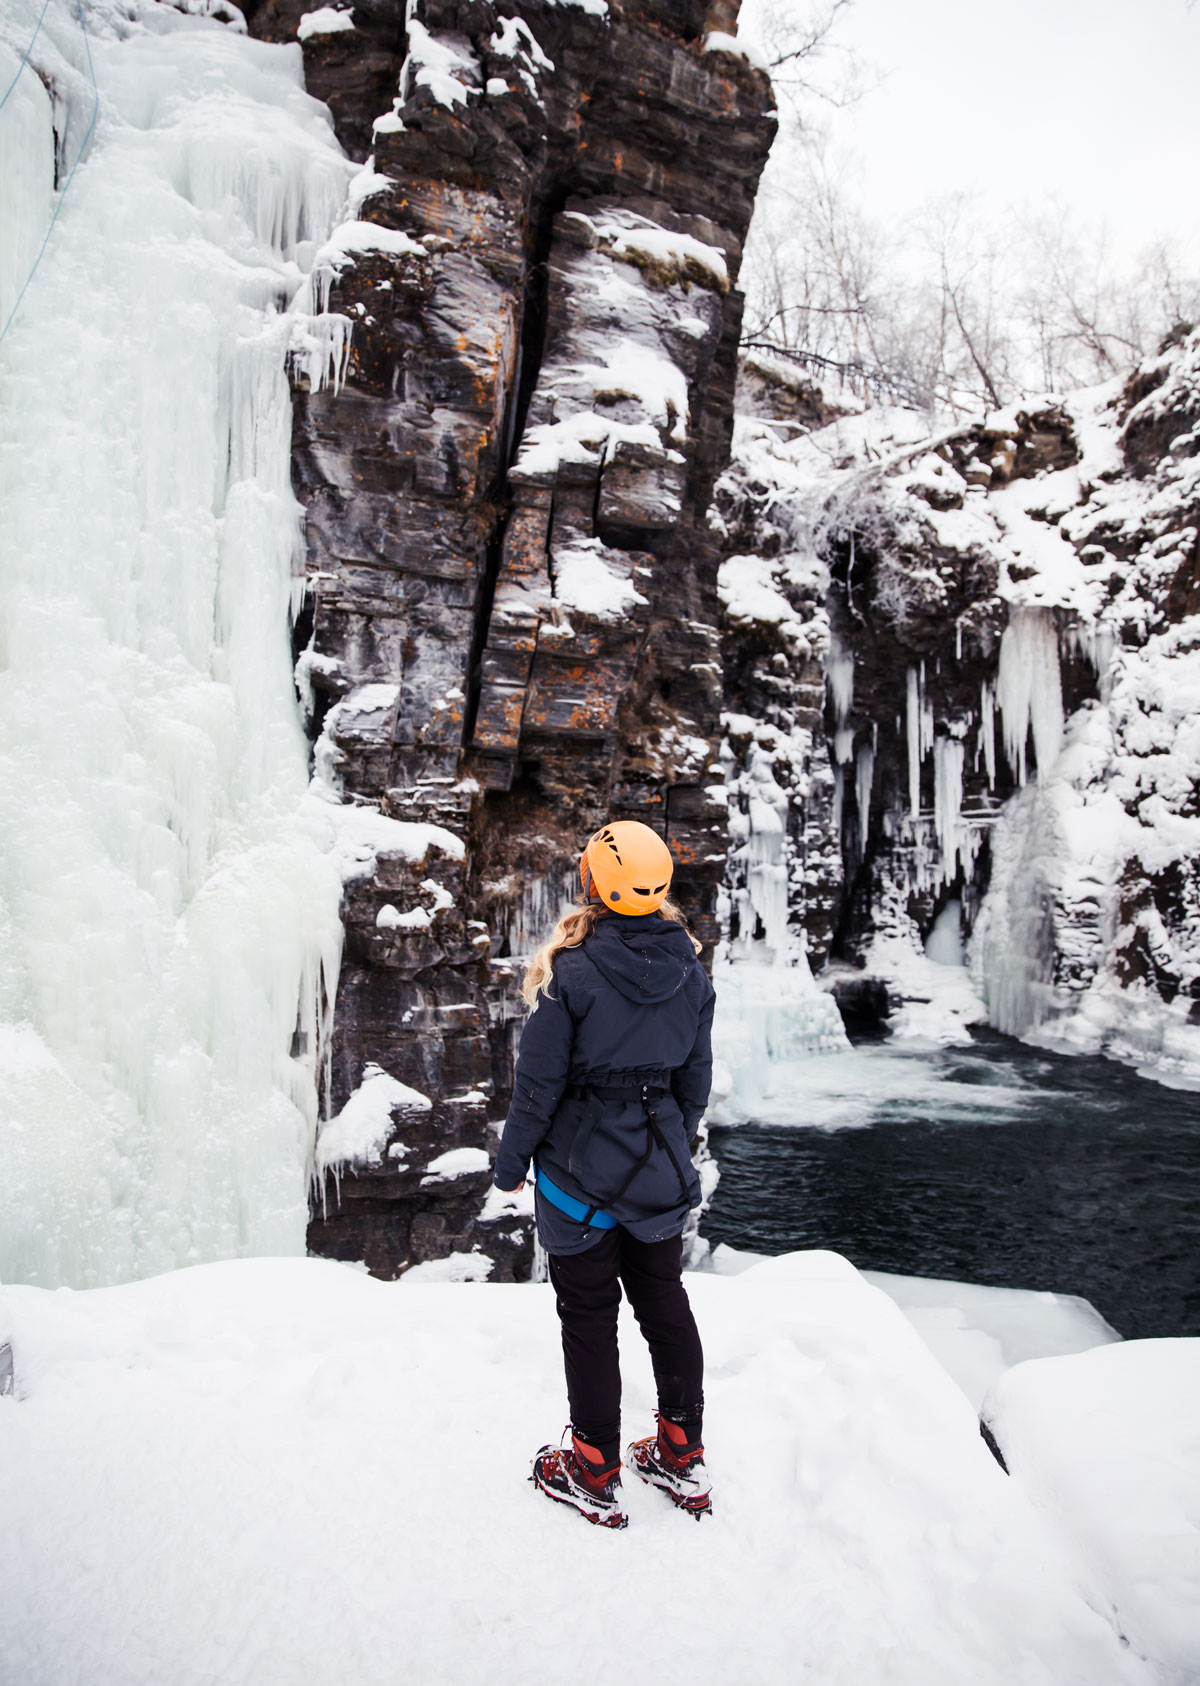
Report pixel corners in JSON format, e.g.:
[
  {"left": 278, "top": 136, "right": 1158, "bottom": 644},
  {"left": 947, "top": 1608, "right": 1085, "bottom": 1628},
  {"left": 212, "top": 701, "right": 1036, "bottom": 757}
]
[
  {"left": 531, "top": 1431, "right": 628, "bottom": 1529},
  {"left": 627, "top": 1413, "right": 712, "bottom": 1518}
]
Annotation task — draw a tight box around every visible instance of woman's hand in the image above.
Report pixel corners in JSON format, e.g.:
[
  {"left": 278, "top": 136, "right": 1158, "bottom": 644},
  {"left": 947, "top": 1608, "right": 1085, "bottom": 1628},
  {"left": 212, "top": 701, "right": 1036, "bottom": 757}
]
[{"left": 496, "top": 1181, "right": 525, "bottom": 1194}]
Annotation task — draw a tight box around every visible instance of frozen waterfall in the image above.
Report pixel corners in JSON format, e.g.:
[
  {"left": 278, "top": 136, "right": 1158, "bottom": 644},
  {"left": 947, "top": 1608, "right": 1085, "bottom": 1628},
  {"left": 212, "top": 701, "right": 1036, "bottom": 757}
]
[{"left": 0, "top": 0, "right": 352, "bottom": 1286}]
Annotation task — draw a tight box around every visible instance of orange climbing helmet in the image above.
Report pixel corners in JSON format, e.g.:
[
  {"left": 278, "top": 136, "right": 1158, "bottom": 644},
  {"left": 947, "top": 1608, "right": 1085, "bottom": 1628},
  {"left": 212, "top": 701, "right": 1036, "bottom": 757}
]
[{"left": 580, "top": 820, "right": 674, "bottom": 916}]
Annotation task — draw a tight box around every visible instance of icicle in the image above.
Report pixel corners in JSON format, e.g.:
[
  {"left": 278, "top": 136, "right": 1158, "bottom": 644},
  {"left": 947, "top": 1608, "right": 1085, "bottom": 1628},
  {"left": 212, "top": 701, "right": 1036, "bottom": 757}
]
[
  {"left": 905, "top": 665, "right": 934, "bottom": 817},
  {"left": 978, "top": 681, "right": 996, "bottom": 790},
  {"left": 289, "top": 308, "right": 353, "bottom": 394},
  {"left": 855, "top": 740, "right": 874, "bottom": 858},
  {"left": 997, "top": 608, "right": 1064, "bottom": 785},
  {"left": 1064, "top": 620, "right": 1117, "bottom": 696},
  {"left": 826, "top": 636, "right": 854, "bottom": 736},
  {"left": 906, "top": 666, "right": 921, "bottom": 818},
  {"left": 832, "top": 763, "right": 844, "bottom": 845},
  {"left": 933, "top": 737, "right": 966, "bottom": 885}
]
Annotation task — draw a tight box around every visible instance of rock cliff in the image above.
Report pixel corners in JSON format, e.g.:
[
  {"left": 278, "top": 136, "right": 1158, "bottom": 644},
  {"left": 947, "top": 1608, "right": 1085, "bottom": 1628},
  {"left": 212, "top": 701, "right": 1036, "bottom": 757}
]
[
  {"left": 250, "top": 0, "right": 1197, "bottom": 1280},
  {"left": 242, "top": 0, "right": 775, "bottom": 1276}
]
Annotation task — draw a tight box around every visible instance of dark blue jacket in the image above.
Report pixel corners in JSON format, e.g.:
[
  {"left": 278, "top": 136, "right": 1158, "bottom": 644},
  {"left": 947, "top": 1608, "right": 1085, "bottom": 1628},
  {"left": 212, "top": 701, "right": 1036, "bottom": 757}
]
[{"left": 493, "top": 911, "right": 716, "bottom": 1255}]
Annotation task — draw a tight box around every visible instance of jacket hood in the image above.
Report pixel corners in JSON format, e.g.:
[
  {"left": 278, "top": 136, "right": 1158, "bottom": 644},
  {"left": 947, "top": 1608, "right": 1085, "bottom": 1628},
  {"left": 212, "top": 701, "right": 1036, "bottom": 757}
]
[{"left": 586, "top": 913, "right": 696, "bottom": 1005}]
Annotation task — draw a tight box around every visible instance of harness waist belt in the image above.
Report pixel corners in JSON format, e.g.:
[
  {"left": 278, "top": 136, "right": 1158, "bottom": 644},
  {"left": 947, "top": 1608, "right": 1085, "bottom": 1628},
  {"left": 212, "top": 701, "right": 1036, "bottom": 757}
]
[
  {"left": 565, "top": 1081, "right": 669, "bottom": 1102},
  {"left": 532, "top": 1165, "right": 618, "bottom": 1230}
]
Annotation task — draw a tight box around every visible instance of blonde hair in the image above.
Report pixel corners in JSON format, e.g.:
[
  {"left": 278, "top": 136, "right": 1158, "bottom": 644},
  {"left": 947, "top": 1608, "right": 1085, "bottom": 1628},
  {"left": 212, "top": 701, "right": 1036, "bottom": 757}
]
[{"left": 521, "top": 896, "right": 702, "bottom": 1006}]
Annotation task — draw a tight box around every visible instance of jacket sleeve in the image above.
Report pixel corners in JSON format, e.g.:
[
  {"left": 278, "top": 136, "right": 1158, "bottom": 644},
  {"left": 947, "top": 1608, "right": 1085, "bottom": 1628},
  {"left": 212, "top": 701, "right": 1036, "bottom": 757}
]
[
  {"left": 671, "top": 982, "right": 716, "bottom": 1136},
  {"left": 492, "top": 982, "right": 576, "bottom": 1189}
]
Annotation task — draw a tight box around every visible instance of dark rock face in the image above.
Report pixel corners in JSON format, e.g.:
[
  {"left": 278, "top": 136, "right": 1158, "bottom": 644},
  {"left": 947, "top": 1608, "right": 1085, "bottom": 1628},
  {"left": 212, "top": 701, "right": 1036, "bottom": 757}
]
[{"left": 242, "top": 0, "right": 775, "bottom": 1275}]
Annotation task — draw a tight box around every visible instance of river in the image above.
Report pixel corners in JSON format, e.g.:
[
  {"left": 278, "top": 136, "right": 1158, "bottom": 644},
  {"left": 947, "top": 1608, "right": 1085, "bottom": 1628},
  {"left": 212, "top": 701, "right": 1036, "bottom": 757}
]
[{"left": 702, "top": 1030, "right": 1200, "bottom": 1339}]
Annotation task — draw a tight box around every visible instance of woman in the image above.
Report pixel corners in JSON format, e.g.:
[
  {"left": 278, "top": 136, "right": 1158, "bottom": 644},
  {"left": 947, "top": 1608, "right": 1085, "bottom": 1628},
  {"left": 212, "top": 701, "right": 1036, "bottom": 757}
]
[{"left": 493, "top": 820, "right": 716, "bottom": 1529}]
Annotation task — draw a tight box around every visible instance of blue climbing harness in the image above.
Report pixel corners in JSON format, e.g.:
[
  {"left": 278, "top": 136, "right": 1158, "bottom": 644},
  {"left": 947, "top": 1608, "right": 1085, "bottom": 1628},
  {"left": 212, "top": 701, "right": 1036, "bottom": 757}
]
[{"left": 532, "top": 1164, "right": 618, "bottom": 1230}]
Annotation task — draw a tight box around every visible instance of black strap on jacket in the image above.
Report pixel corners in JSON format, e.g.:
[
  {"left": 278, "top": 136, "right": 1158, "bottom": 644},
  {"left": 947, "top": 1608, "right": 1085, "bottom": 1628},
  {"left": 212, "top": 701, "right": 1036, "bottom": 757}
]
[{"left": 557, "top": 1081, "right": 693, "bottom": 1229}]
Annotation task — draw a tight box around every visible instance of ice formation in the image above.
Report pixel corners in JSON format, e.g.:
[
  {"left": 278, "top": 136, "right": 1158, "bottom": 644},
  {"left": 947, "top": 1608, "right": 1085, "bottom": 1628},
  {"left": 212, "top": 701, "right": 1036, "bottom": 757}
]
[
  {"left": 996, "top": 608, "right": 1064, "bottom": 785},
  {"left": 709, "top": 960, "right": 849, "bottom": 1124},
  {"left": 717, "top": 345, "right": 1200, "bottom": 1083},
  {"left": 0, "top": 0, "right": 353, "bottom": 1285}
]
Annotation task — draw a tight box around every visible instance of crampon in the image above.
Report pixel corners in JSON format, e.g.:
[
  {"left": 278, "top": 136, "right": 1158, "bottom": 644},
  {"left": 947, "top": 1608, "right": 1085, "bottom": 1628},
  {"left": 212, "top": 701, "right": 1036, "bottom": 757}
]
[
  {"left": 530, "top": 1438, "right": 628, "bottom": 1529},
  {"left": 626, "top": 1418, "right": 712, "bottom": 1518}
]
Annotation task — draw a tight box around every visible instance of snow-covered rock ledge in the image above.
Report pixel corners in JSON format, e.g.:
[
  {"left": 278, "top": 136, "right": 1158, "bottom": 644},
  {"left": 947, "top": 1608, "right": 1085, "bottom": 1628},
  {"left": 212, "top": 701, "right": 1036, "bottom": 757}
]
[{"left": 2, "top": 1252, "right": 1194, "bottom": 1684}]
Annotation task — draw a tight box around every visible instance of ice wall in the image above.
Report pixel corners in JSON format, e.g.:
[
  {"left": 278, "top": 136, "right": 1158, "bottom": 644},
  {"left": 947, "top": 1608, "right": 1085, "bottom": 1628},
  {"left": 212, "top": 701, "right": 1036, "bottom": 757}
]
[{"left": 0, "top": 0, "right": 352, "bottom": 1285}]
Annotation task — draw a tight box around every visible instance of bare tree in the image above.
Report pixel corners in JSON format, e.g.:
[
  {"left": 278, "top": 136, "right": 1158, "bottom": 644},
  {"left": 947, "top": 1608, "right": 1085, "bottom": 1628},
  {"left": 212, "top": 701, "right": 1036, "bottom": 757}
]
[{"left": 739, "top": 2, "right": 1200, "bottom": 420}]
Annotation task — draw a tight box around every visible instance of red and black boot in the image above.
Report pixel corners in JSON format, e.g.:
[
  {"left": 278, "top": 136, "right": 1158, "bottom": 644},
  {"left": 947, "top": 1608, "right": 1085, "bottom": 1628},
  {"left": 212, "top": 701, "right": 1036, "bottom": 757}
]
[
  {"left": 627, "top": 1412, "right": 712, "bottom": 1518},
  {"left": 531, "top": 1430, "right": 628, "bottom": 1529}
]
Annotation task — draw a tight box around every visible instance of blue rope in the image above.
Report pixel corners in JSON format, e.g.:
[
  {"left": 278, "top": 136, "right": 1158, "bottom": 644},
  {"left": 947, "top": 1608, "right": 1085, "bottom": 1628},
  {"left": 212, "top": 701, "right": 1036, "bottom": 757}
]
[
  {"left": 0, "top": 0, "right": 99, "bottom": 350},
  {"left": 0, "top": 0, "right": 53, "bottom": 113}
]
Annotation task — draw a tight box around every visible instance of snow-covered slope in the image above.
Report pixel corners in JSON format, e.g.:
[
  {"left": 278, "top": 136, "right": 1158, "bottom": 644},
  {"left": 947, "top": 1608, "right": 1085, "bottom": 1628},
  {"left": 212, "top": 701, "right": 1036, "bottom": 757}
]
[
  {"left": 1, "top": 1251, "right": 1188, "bottom": 1685},
  {"left": 717, "top": 341, "right": 1200, "bottom": 1084},
  {"left": 985, "top": 1339, "right": 1200, "bottom": 1685}
]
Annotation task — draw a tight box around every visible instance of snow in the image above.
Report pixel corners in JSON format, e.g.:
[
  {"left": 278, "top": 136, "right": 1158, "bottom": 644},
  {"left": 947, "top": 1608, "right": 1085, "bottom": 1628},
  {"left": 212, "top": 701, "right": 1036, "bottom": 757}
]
[
  {"left": 984, "top": 1339, "right": 1200, "bottom": 1681},
  {"left": 0, "top": 1252, "right": 1167, "bottom": 1685},
  {"left": 514, "top": 407, "right": 666, "bottom": 478},
  {"left": 718, "top": 553, "right": 807, "bottom": 638},
  {"left": 314, "top": 1063, "right": 431, "bottom": 1174},
  {"left": 710, "top": 1246, "right": 1120, "bottom": 1413},
  {"left": 420, "top": 1145, "right": 490, "bottom": 1183},
  {"left": 551, "top": 537, "right": 649, "bottom": 620},
  {"left": 590, "top": 212, "right": 729, "bottom": 293},
  {"left": 702, "top": 29, "right": 768, "bottom": 72},
  {"left": 307, "top": 795, "right": 465, "bottom": 887},
  {"left": 863, "top": 910, "right": 990, "bottom": 1045},
  {"left": 296, "top": 7, "right": 354, "bottom": 40},
  {"left": 401, "top": 18, "right": 479, "bottom": 109},
  {"left": 585, "top": 340, "right": 689, "bottom": 440},
  {"left": 346, "top": 156, "right": 392, "bottom": 215},
  {"left": 489, "top": 14, "right": 553, "bottom": 73},
  {"left": 375, "top": 902, "right": 431, "bottom": 929},
  {"left": 479, "top": 1181, "right": 536, "bottom": 1221},
  {"left": 314, "top": 219, "right": 424, "bottom": 265},
  {"left": 402, "top": 1249, "right": 494, "bottom": 1281},
  {"left": 0, "top": 0, "right": 351, "bottom": 1288}
]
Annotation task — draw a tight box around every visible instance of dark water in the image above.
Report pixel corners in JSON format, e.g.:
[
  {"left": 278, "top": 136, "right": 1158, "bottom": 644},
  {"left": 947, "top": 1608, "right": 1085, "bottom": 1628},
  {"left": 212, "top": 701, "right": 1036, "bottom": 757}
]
[{"left": 702, "top": 1031, "right": 1200, "bottom": 1339}]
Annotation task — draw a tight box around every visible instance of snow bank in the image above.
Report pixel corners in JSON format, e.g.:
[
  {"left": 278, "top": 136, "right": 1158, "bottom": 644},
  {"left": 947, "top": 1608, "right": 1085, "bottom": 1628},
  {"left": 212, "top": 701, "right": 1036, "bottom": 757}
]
[
  {"left": 315, "top": 219, "right": 424, "bottom": 265},
  {"left": 0, "top": 1253, "right": 1160, "bottom": 1685},
  {"left": 306, "top": 788, "right": 464, "bottom": 886},
  {"left": 710, "top": 1246, "right": 1120, "bottom": 1412},
  {"left": 296, "top": 7, "right": 354, "bottom": 40},
  {"left": 420, "top": 1145, "right": 490, "bottom": 1183},
  {"left": 314, "top": 1064, "right": 431, "bottom": 1174},
  {"left": 984, "top": 1339, "right": 1200, "bottom": 1681},
  {"left": 552, "top": 537, "right": 648, "bottom": 620}
]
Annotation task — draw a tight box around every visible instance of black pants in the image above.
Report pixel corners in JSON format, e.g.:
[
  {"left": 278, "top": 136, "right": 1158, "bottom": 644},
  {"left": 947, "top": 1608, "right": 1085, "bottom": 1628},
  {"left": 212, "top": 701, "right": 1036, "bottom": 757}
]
[{"left": 547, "top": 1227, "right": 704, "bottom": 1458}]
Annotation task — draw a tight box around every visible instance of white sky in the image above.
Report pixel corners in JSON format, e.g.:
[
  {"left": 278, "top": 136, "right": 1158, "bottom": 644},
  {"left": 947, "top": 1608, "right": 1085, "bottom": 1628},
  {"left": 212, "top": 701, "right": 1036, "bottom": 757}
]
[{"left": 749, "top": 0, "right": 1200, "bottom": 264}]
